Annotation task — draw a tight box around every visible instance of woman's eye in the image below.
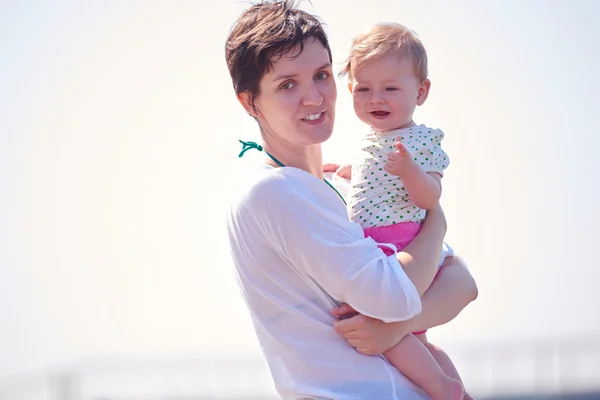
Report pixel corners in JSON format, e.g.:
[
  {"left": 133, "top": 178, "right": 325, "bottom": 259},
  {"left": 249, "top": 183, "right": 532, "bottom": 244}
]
[
  {"left": 315, "top": 71, "right": 329, "bottom": 80},
  {"left": 280, "top": 81, "right": 295, "bottom": 90}
]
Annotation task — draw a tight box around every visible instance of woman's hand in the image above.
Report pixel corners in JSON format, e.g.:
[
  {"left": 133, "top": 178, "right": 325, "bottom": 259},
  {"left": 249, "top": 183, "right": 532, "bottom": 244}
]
[
  {"left": 331, "top": 304, "right": 416, "bottom": 355},
  {"left": 323, "top": 163, "right": 352, "bottom": 179},
  {"left": 332, "top": 257, "right": 478, "bottom": 355}
]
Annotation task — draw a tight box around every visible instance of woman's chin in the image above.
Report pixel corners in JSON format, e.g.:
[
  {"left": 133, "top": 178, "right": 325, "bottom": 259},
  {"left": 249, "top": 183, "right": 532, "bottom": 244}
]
[
  {"left": 300, "top": 123, "right": 334, "bottom": 145},
  {"left": 312, "top": 129, "right": 334, "bottom": 145}
]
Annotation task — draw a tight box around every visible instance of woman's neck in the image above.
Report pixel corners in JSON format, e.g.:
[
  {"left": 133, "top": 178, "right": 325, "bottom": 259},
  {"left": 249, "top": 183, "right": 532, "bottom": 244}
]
[{"left": 262, "top": 141, "right": 323, "bottom": 179}]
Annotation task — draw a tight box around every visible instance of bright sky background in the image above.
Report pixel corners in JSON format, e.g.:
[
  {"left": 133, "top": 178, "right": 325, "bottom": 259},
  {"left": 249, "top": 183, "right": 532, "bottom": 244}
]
[{"left": 1, "top": 0, "right": 599, "bottom": 381}]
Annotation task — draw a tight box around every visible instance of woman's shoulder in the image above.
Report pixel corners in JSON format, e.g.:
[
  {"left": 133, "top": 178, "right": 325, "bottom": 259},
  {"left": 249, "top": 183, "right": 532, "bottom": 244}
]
[
  {"left": 242, "top": 164, "right": 311, "bottom": 193},
  {"left": 230, "top": 165, "right": 318, "bottom": 213}
]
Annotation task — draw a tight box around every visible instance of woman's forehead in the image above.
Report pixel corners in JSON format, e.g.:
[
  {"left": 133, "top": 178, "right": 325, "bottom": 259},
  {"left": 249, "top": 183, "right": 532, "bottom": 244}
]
[{"left": 268, "top": 39, "right": 331, "bottom": 79}]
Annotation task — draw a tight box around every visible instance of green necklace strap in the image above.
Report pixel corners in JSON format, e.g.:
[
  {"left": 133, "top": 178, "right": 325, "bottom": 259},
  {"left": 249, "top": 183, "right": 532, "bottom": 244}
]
[
  {"left": 237, "top": 139, "right": 347, "bottom": 205},
  {"left": 238, "top": 140, "right": 285, "bottom": 167}
]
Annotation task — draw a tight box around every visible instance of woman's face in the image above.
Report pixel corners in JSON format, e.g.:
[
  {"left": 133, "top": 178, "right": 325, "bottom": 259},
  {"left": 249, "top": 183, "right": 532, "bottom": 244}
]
[{"left": 251, "top": 38, "right": 337, "bottom": 148}]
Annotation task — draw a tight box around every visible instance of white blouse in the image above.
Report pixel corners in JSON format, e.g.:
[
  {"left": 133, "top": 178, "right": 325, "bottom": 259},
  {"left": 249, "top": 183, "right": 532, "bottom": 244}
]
[{"left": 226, "top": 165, "right": 428, "bottom": 399}]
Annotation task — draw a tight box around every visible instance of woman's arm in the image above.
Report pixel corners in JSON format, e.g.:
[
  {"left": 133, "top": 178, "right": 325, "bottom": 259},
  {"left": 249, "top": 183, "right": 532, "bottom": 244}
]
[
  {"left": 322, "top": 162, "right": 445, "bottom": 297},
  {"left": 248, "top": 174, "right": 424, "bottom": 323},
  {"left": 322, "top": 163, "right": 445, "bottom": 296},
  {"left": 409, "top": 256, "right": 478, "bottom": 332},
  {"left": 332, "top": 258, "right": 478, "bottom": 355},
  {"left": 396, "top": 203, "right": 446, "bottom": 296}
]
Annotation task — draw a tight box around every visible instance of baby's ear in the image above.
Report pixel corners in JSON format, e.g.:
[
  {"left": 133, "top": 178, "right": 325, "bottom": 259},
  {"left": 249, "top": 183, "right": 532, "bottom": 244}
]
[{"left": 417, "top": 79, "right": 431, "bottom": 106}]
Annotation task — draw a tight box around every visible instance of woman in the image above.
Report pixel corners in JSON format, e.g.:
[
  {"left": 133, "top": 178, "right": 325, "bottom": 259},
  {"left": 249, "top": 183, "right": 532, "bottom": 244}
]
[{"left": 225, "top": 1, "right": 478, "bottom": 399}]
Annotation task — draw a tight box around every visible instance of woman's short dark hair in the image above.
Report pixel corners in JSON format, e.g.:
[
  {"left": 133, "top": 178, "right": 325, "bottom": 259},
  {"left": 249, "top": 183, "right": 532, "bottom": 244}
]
[{"left": 225, "top": 0, "right": 332, "bottom": 108}]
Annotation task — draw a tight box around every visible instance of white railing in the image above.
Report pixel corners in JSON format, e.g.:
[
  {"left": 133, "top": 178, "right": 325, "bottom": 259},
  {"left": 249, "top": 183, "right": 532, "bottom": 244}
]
[
  {"left": 442, "top": 336, "right": 600, "bottom": 397},
  {"left": 1, "top": 337, "right": 599, "bottom": 400}
]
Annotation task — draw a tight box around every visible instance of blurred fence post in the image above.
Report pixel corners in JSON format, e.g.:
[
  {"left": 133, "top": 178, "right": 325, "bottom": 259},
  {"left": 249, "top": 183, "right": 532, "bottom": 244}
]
[{"left": 50, "top": 372, "right": 79, "bottom": 400}]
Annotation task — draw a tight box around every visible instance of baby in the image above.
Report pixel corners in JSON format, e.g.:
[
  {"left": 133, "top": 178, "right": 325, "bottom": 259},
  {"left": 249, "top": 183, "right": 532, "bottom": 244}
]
[{"left": 330, "top": 23, "right": 472, "bottom": 400}]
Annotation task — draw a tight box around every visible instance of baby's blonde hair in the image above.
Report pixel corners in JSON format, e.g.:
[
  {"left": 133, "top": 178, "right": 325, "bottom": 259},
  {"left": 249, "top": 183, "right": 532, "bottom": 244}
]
[{"left": 340, "top": 22, "right": 428, "bottom": 82}]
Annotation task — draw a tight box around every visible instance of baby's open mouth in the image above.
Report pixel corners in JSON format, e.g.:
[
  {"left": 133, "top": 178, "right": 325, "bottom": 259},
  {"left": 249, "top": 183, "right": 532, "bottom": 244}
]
[{"left": 371, "top": 111, "right": 390, "bottom": 118}]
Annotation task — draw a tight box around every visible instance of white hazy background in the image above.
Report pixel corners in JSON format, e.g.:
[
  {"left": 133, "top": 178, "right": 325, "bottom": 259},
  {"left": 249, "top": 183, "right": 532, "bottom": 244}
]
[{"left": 1, "top": 0, "right": 599, "bottom": 388}]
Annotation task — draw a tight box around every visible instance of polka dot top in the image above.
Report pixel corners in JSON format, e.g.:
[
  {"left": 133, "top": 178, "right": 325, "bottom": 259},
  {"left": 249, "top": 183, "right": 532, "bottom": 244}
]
[{"left": 347, "top": 124, "right": 450, "bottom": 228}]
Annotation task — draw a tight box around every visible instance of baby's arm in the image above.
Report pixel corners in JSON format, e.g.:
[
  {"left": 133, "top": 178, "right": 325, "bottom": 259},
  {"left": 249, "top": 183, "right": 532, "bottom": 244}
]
[{"left": 385, "top": 141, "right": 441, "bottom": 210}]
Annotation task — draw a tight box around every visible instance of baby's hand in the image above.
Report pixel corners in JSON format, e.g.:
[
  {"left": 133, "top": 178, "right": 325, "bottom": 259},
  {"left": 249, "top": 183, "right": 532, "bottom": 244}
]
[{"left": 384, "top": 140, "right": 417, "bottom": 178}]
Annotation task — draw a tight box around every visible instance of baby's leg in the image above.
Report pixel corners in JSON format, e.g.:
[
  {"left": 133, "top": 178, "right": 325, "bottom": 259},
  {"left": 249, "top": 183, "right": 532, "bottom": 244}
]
[
  {"left": 384, "top": 333, "right": 463, "bottom": 400},
  {"left": 414, "top": 333, "right": 474, "bottom": 400}
]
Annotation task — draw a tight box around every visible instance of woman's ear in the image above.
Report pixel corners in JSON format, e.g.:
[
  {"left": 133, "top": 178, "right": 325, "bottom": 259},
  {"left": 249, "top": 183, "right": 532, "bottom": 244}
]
[{"left": 237, "top": 92, "right": 259, "bottom": 117}]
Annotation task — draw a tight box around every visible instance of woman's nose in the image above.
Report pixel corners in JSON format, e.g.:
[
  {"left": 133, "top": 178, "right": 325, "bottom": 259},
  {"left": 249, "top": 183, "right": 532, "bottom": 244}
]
[{"left": 302, "top": 83, "right": 323, "bottom": 106}]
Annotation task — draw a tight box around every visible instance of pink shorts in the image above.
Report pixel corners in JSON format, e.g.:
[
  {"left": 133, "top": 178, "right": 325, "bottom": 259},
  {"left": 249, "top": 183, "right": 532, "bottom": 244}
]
[{"left": 363, "top": 221, "right": 442, "bottom": 335}]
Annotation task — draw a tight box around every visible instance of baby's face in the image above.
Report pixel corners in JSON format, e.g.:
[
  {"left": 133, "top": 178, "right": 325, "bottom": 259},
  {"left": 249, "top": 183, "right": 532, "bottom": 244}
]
[{"left": 350, "top": 54, "right": 428, "bottom": 132}]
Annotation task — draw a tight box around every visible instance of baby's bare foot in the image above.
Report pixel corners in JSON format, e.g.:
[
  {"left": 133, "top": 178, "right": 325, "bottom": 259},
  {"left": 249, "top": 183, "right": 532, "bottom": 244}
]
[
  {"left": 463, "top": 392, "right": 475, "bottom": 400},
  {"left": 430, "top": 377, "right": 464, "bottom": 400}
]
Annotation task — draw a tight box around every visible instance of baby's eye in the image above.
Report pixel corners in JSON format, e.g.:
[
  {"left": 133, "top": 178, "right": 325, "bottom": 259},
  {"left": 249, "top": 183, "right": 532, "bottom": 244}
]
[
  {"left": 356, "top": 87, "right": 369, "bottom": 92},
  {"left": 385, "top": 87, "right": 399, "bottom": 91}
]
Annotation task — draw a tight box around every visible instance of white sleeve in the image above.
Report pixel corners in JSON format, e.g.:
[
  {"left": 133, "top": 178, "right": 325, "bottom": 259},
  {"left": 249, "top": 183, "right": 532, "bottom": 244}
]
[
  {"left": 248, "top": 176, "right": 422, "bottom": 323},
  {"left": 421, "top": 128, "right": 450, "bottom": 176}
]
